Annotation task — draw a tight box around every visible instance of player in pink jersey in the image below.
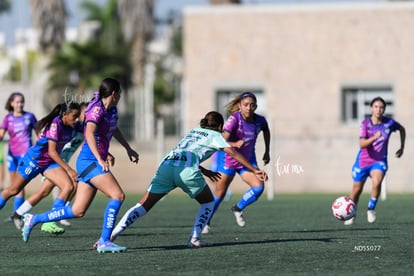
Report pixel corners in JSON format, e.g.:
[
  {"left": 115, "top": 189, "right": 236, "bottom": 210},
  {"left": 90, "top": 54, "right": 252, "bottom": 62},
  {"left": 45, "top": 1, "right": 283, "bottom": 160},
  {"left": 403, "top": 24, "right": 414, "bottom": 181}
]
[
  {"left": 21, "top": 78, "right": 139, "bottom": 254},
  {"left": 345, "top": 96, "right": 405, "bottom": 225},
  {"left": 0, "top": 92, "right": 37, "bottom": 220},
  {"left": 203, "top": 92, "right": 270, "bottom": 233}
]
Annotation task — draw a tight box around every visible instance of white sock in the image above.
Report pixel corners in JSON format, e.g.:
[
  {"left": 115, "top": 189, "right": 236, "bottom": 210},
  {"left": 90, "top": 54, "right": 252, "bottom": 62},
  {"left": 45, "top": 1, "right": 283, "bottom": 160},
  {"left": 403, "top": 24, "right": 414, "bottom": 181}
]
[
  {"left": 15, "top": 201, "right": 33, "bottom": 216},
  {"left": 191, "top": 201, "right": 214, "bottom": 239},
  {"left": 112, "top": 203, "right": 147, "bottom": 237}
]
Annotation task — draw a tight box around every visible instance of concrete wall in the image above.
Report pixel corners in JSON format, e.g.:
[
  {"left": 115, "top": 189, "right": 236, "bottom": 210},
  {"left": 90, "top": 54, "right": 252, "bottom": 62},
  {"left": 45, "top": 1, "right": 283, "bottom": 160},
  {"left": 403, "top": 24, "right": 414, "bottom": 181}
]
[{"left": 183, "top": 2, "right": 414, "bottom": 193}]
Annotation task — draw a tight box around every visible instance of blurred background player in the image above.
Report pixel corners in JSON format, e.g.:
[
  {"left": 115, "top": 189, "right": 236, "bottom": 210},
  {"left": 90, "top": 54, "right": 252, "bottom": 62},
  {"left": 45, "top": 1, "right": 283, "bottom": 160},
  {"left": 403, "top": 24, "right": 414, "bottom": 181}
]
[
  {"left": 0, "top": 92, "right": 37, "bottom": 222},
  {"left": 0, "top": 141, "right": 4, "bottom": 191},
  {"left": 345, "top": 96, "right": 405, "bottom": 225}
]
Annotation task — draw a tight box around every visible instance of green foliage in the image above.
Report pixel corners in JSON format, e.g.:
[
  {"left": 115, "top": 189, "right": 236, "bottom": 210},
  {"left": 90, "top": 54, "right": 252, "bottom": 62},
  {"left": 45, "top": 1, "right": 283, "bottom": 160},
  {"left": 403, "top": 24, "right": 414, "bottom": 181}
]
[
  {"left": 46, "top": 0, "right": 131, "bottom": 103},
  {"left": 47, "top": 41, "right": 131, "bottom": 94},
  {"left": 5, "top": 51, "right": 37, "bottom": 82},
  {"left": 0, "top": 0, "right": 10, "bottom": 14}
]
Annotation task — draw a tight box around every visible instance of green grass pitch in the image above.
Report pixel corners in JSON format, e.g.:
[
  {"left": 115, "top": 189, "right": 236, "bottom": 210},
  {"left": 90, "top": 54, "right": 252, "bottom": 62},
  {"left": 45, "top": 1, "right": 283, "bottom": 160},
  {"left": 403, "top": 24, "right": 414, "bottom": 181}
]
[{"left": 1, "top": 193, "right": 413, "bottom": 275}]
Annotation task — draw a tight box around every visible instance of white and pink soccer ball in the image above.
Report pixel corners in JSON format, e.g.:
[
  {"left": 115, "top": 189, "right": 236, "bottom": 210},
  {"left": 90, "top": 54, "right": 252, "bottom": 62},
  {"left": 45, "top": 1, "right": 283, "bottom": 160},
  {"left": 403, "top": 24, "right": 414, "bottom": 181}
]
[{"left": 332, "top": 196, "right": 356, "bottom": 221}]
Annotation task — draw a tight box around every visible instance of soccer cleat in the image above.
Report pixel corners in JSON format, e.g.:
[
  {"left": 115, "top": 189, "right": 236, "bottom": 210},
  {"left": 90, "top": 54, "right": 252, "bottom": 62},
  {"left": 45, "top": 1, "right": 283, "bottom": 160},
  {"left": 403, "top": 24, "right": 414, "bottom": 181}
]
[
  {"left": 367, "top": 210, "right": 376, "bottom": 223},
  {"left": 96, "top": 238, "right": 127, "bottom": 253},
  {"left": 59, "top": 219, "right": 71, "bottom": 227},
  {"left": 231, "top": 205, "right": 246, "bottom": 227},
  {"left": 12, "top": 213, "right": 24, "bottom": 230},
  {"left": 22, "top": 214, "right": 35, "bottom": 242},
  {"left": 201, "top": 224, "right": 210, "bottom": 234},
  {"left": 41, "top": 222, "right": 65, "bottom": 235},
  {"left": 344, "top": 216, "right": 355, "bottom": 225},
  {"left": 187, "top": 237, "right": 209, "bottom": 248}
]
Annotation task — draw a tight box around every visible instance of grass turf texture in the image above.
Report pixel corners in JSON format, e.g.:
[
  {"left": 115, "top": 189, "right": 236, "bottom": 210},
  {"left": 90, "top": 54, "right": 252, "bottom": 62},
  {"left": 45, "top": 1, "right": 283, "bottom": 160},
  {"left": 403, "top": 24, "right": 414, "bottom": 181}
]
[{"left": 1, "top": 193, "right": 413, "bottom": 275}]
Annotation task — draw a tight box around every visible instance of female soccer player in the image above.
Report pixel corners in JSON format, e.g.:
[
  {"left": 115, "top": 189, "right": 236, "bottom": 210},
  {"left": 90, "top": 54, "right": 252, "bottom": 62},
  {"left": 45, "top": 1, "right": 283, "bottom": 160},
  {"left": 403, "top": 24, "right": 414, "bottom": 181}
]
[
  {"left": 110, "top": 111, "right": 267, "bottom": 248},
  {"left": 0, "top": 102, "right": 81, "bottom": 216},
  {"left": 203, "top": 92, "right": 270, "bottom": 233},
  {"left": 0, "top": 92, "right": 37, "bottom": 218},
  {"left": 344, "top": 96, "right": 405, "bottom": 225},
  {"left": 21, "top": 78, "right": 139, "bottom": 254},
  {"left": 12, "top": 102, "right": 88, "bottom": 233}
]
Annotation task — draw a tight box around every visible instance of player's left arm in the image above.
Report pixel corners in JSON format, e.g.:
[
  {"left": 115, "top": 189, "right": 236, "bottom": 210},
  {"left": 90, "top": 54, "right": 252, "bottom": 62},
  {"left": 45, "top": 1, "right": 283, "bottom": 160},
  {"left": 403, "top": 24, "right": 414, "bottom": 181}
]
[
  {"left": 262, "top": 123, "right": 271, "bottom": 165},
  {"left": 395, "top": 125, "right": 406, "bottom": 158},
  {"left": 113, "top": 127, "right": 139, "bottom": 163}
]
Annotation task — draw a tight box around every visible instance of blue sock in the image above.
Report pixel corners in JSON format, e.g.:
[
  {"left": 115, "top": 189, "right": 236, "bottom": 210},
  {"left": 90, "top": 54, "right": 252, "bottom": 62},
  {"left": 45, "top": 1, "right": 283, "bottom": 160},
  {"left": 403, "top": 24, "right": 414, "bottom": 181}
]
[
  {"left": 33, "top": 205, "right": 75, "bottom": 225},
  {"left": 101, "top": 199, "right": 122, "bottom": 242},
  {"left": 52, "top": 198, "right": 66, "bottom": 209},
  {"left": 236, "top": 186, "right": 265, "bottom": 211},
  {"left": 0, "top": 194, "right": 6, "bottom": 209},
  {"left": 207, "top": 195, "right": 223, "bottom": 224},
  {"left": 367, "top": 197, "right": 378, "bottom": 210},
  {"left": 14, "top": 196, "right": 25, "bottom": 211},
  {"left": 213, "top": 195, "right": 223, "bottom": 213}
]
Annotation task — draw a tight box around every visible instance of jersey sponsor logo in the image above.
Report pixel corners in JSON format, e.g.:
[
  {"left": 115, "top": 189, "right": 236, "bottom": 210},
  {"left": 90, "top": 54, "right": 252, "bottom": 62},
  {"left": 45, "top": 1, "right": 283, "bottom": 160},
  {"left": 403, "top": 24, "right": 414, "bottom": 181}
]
[
  {"left": 164, "top": 154, "right": 187, "bottom": 161},
  {"left": 47, "top": 209, "right": 66, "bottom": 220},
  {"left": 24, "top": 167, "right": 32, "bottom": 175}
]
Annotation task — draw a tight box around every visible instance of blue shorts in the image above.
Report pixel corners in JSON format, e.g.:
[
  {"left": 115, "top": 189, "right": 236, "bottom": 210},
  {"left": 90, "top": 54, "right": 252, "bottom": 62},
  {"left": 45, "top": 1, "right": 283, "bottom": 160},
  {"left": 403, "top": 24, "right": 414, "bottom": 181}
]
[
  {"left": 77, "top": 157, "right": 110, "bottom": 188},
  {"left": 17, "top": 154, "right": 46, "bottom": 181},
  {"left": 216, "top": 154, "right": 258, "bottom": 177},
  {"left": 7, "top": 152, "right": 23, "bottom": 172},
  {"left": 147, "top": 163, "right": 206, "bottom": 198},
  {"left": 352, "top": 161, "right": 387, "bottom": 182}
]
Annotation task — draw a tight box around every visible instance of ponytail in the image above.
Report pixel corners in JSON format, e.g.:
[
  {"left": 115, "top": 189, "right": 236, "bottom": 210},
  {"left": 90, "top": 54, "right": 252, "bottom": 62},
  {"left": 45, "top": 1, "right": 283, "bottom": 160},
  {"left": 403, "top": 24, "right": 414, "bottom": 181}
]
[{"left": 36, "top": 102, "right": 81, "bottom": 133}]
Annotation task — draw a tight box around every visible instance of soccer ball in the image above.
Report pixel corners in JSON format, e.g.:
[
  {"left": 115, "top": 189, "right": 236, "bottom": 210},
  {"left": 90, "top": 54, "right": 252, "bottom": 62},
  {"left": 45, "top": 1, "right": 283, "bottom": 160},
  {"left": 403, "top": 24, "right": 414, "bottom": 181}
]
[{"left": 332, "top": 196, "right": 356, "bottom": 221}]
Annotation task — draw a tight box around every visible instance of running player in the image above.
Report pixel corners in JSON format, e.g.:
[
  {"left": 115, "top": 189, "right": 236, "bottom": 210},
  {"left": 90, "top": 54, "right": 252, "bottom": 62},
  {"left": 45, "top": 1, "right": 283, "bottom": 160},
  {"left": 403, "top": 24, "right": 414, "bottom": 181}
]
[
  {"left": 21, "top": 78, "right": 139, "bottom": 254},
  {"left": 345, "top": 96, "right": 405, "bottom": 225}
]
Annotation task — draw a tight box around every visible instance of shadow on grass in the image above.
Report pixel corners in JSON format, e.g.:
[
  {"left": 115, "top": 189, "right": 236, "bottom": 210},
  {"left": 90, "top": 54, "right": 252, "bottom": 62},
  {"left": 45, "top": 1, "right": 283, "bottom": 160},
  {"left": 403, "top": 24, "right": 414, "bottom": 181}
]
[{"left": 126, "top": 237, "right": 336, "bottom": 251}]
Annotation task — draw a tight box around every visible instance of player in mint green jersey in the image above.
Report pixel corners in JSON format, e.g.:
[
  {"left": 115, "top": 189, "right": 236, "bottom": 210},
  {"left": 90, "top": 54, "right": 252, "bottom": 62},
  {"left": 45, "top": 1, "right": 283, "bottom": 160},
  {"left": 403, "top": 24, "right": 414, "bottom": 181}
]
[{"left": 110, "top": 111, "right": 267, "bottom": 248}]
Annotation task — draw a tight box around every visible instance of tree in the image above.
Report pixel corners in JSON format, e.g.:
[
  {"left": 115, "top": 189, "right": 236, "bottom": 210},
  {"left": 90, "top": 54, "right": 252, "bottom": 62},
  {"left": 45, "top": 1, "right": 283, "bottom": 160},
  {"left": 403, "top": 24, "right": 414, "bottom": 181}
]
[
  {"left": 0, "top": 0, "right": 10, "bottom": 14},
  {"left": 46, "top": 0, "right": 132, "bottom": 108},
  {"left": 117, "top": 0, "right": 154, "bottom": 87},
  {"left": 30, "top": 0, "right": 67, "bottom": 53}
]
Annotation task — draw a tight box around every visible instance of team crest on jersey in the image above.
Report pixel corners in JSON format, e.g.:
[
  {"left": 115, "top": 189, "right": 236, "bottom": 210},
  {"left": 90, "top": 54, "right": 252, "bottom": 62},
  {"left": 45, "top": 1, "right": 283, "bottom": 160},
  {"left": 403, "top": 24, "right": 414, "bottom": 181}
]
[
  {"left": 49, "top": 123, "right": 58, "bottom": 137},
  {"left": 91, "top": 106, "right": 101, "bottom": 120}
]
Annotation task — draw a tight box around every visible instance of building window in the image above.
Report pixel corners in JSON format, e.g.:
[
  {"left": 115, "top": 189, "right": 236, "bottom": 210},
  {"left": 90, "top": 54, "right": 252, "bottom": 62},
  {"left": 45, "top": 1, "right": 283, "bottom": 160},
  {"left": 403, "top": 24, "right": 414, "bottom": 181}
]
[
  {"left": 216, "top": 88, "right": 265, "bottom": 119},
  {"left": 341, "top": 86, "right": 394, "bottom": 124}
]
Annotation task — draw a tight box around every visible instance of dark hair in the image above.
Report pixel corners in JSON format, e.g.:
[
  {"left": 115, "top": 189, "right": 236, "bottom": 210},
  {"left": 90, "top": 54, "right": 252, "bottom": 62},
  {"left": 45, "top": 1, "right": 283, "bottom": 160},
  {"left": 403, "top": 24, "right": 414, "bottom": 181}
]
[
  {"left": 36, "top": 102, "right": 81, "bottom": 133},
  {"left": 98, "top": 78, "right": 121, "bottom": 99},
  {"left": 226, "top": 92, "right": 257, "bottom": 115},
  {"left": 370, "top": 97, "right": 386, "bottom": 109},
  {"left": 200, "top": 111, "right": 224, "bottom": 130},
  {"left": 5, "top": 92, "right": 25, "bottom": 112}
]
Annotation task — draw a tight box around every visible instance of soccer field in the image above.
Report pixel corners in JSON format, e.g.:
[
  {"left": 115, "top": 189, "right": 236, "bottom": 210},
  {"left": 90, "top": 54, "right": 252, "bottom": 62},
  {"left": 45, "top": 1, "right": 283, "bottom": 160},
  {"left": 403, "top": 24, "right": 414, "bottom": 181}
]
[{"left": 1, "top": 193, "right": 413, "bottom": 275}]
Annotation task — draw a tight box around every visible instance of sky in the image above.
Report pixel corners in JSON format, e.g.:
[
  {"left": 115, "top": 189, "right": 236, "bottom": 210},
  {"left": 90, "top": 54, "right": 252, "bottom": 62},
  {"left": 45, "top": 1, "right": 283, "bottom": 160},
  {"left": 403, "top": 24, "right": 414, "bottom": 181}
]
[{"left": 0, "top": 0, "right": 379, "bottom": 47}]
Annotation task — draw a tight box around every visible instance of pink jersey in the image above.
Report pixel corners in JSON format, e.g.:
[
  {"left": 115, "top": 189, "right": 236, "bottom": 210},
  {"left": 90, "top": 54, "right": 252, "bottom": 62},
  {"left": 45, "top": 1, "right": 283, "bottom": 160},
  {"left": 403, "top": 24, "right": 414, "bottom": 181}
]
[
  {"left": 79, "top": 93, "right": 118, "bottom": 161},
  {"left": 357, "top": 116, "right": 401, "bottom": 168},
  {"left": 223, "top": 111, "right": 268, "bottom": 169},
  {"left": 1, "top": 112, "right": 37, "bottom": 156}
]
